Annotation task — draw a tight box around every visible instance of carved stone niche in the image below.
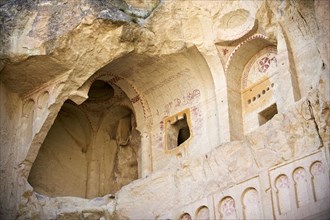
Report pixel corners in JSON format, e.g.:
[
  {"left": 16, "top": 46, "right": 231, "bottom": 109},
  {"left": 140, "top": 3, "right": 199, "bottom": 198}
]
[
  {"left": 180, "top": 213, "right": 192, "bottom": 220},
  {"left": 258, "top": 103, "right": 278, "bottom": 126},
  {"left": 241, "top": 46, "right": 279, "bottom": 134},
  {"left": 164, "top": 109, "right": 192, "bottom": 153},
  {"left": 28, "top": 79, "right": 141, "bottom": 199}
]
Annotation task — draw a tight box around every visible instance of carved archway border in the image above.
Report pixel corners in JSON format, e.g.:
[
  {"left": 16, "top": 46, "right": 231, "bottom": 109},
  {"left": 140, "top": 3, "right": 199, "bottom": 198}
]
[
  {"left": 20, "top": 70, "right": 151, "bottom": 181},
  {"left": 225, "top": 34, "right": 269, "bottom": 74},
  {"left": 224, "top": 33, "right": 276, "bottom": 140},
  {"left": 73, "top": 71, "right": 152, "bottom": 130}
]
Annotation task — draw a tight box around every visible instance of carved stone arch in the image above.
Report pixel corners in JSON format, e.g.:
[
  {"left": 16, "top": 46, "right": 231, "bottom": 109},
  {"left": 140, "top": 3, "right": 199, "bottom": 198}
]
[
  {"left": 179, "top": 212, "right": 192, "bottom": 220},
  {"left": 22, "top": 98, "right": 35, "bottom": 119},
  {"left": 112, "top": 76, "right": 152, "bottom": 130},
  {"left": 72, "top": 72, "right": 152, "bottom": 132},
  {"left": 310, "top": 161, "right": 328, "bottom": 201},
  {"left": 68, "top": 64, "right": 152, "bottom": 179},
  {"left": 292, "top": 167, "right": 309, "bottom": 207},
  {"left": 275, "top": 174, "right": 291, "bottom": 215},
  {"left": 37, "top": 91, "right": 50, "bottom": 108},
  {"left": 35, "top": 91, "right": 51, "bottom": 133},
  {"left": 67, "top": 73, "right": 113, "bottom": 105},
  {"left": 20, "top": 80, "right": 75, "bottom": 180},
  {"left": 219, "top": 196, "right": 237, "bottom": 220},
  {"left": 241, "top": 46, "right": 279, "bottom": 133},
  {"left": 195, "top": 205, "right": 209, "bottom": 220},
  {"left": 225, "top": 34, "right": 276, "bottom": 140},
  {"left": 241, "top": 187, "right": 262, "bottom": 219},
  {"left": 241, "top": 47, "right": 278, "bottom": 90},
  {"left": 27, "top": 75, "right": 145, "bottom": 197}
]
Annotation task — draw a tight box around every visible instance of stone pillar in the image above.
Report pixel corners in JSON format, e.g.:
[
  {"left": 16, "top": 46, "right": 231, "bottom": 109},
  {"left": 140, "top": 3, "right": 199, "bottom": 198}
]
[
  {"left": 276, "top": 25, "right": 301, "bottom": 112},
  {"left": 197, "top": 46, "right": 231, "bottom": 144},
  {"left": 86, "top": 160, "right": 100, "bottom": 198},
  {"left": 258, "top": 170, "right": 274, "bottom": 219},
  {"left": 140, "top": 129, "right": 152, "bottom": 178}
]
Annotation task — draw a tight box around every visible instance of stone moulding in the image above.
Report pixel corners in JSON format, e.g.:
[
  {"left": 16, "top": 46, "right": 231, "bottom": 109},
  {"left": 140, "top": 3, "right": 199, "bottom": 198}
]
[{"left": 224, "top": 33, "right": 268, "bottom": 74}]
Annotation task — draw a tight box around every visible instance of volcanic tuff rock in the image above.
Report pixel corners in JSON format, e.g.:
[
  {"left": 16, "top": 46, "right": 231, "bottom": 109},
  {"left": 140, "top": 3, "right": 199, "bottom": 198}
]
[{"left": 0, "top": 0, "right": 329, "bottom": 219}]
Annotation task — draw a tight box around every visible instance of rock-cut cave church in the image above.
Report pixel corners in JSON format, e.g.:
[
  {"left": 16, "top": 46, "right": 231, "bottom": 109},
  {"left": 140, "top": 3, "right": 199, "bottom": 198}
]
[{"left": 0, "top": 0, "right": 329, "bottom": 219}]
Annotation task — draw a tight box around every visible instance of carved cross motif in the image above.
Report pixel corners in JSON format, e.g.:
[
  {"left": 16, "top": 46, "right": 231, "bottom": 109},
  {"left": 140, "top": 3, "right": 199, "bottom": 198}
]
[
  {"left": 277, "top": 175, "right": 289, "bottom": 189},
  {"left": 293, "top": 168, "right": 306, "bottom": 181},
  {"left": 221, "top": 198, "right": 236, "bottom": 216},
  {"left": 311, "top": 162, "right": 324, "bottom": 176}
]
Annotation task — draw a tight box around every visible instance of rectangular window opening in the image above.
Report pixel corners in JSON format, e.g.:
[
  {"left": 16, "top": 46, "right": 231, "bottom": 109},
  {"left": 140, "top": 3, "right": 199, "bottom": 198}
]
[
  {"left": 165, "top": 109, "right": 192, "bottom": 152},
  {"left": 258, "top": 103, "right": 278, "bottom": 126}
]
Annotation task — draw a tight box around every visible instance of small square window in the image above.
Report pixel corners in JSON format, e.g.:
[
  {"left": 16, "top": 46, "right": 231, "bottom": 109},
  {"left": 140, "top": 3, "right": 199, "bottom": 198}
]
[
  {"left": 165, "top": 109, "right": 192, "bottom": 152},
  {"left": 258, "top": 103, "right": 278, "bottom": 126}
]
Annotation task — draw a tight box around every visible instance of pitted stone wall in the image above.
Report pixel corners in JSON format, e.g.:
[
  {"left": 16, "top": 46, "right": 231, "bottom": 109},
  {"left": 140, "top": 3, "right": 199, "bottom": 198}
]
[{"left": 0, "top": 0, "right": 329, "bottom": 219}]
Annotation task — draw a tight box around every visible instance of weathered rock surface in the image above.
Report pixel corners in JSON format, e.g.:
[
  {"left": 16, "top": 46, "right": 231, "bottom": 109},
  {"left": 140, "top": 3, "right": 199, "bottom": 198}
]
[{"left": 0, "top": 0, "right": 329, "bottom": 219}]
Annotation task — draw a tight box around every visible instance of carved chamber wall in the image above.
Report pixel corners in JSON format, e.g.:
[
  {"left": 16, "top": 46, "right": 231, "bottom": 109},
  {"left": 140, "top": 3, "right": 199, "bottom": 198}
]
[
  {"left": 28, "top": 80, "right": 140, "bottom": 198},
  {"left": 0, "top": 1, "right": 329, "bottom": 219},
  {"left": 175, "top": 151, "right": 329, "bottom": 220},
  {"left": 220, "top": 34, "right": 298, "bottom": 140}
]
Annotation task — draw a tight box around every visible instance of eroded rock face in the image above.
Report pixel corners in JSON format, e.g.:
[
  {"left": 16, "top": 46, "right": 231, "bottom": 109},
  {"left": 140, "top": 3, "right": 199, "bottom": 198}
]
[
  {"left": 0, "top": 0, "right": 159, "bottom": 94},
  {"left": 0, "top": 0, "right": 329, "bottom": 219},
  {"left": 28, "top": 81, "right": 140, "bottom": 199}
]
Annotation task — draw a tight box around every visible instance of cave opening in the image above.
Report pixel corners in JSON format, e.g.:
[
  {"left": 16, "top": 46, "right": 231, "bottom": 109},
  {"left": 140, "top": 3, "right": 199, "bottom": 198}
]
[{"left": 28, "top": 80, "right": 140, "bottom": 198}]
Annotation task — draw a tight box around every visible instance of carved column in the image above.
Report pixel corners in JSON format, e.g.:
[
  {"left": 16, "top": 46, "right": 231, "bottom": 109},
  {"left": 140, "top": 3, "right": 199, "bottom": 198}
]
[
  {"left": 140, "top": 129, "right": 152, "bottom": 178},
  {"left": 86, "top": 160, "right": 99, "bottom": 198}
]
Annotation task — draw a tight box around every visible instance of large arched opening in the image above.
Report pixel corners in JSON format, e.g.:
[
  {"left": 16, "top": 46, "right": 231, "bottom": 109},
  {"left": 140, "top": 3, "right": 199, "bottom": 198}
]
[{"left": 28, "top": 80, "right": 140, "bottom": 198}]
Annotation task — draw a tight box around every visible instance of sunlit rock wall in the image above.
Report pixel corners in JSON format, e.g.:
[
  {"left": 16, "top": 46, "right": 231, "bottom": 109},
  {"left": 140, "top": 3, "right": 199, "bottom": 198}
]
[{"left": 0, "top": 0, "right": 329, "bottom": 219}]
